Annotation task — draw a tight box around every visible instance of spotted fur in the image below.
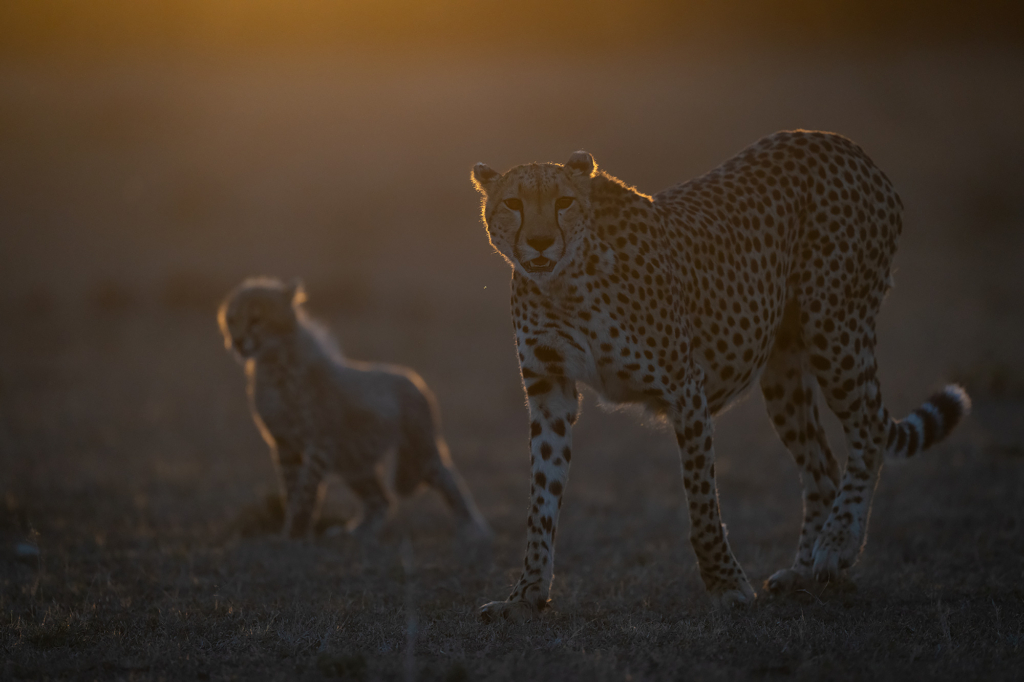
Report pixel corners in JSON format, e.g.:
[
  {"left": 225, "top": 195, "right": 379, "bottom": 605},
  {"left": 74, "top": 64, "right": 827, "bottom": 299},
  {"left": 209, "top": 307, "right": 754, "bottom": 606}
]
[
  {"left": 471, "top": 131, "right": 970, "bottom": 620},
  {"left": 218, "top": 277, "right": 491, "bottom": 540}
]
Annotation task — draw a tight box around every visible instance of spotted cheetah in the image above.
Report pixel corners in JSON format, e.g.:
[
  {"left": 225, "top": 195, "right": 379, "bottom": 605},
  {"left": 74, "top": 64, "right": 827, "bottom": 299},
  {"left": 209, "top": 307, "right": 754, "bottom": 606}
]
[
  {"left": 218, "top": 277, "right": 491, "bottom": 540},
  {"left": 471, "top": 131, "right": 970, "bottom": 621}
]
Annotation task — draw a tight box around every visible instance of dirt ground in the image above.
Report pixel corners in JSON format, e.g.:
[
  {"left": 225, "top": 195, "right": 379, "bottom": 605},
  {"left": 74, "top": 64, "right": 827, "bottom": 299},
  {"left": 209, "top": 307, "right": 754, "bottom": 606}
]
[{"left": 1, "top": 47, "right": 1023, "bottom": 680}]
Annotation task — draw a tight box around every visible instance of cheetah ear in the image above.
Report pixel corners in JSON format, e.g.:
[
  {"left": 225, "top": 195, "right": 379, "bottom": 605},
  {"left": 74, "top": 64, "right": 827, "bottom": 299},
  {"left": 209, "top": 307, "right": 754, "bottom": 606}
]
[
  {"left": 285, "top": 278, "right": 307, "bottom": 307},
  {"left": 565, "top": 150, "right": 597, "bottom": 178},
  {"left": 471, "top": 163, "right": 500, "bottom": 195}
]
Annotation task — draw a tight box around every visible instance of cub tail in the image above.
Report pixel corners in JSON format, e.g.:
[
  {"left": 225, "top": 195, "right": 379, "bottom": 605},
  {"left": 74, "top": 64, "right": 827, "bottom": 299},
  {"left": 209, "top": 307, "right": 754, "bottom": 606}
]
[{"left": 885, "top": 384, "right": 971, "bottom": 460}]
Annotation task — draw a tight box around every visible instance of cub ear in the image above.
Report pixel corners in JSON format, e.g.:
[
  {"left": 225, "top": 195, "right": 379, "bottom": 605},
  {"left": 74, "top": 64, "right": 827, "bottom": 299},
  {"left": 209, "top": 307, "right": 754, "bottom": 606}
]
[
  {"left": 471, "top": 162, "right": 500, "bottom": 195},
  {"left": 285, "top": 278, "right": 307, "bottom": 307},
  {"left": 216, "top": 300, "right": 233, "bottom": 349},
  {"left": 565, "top": 150, "right": 597, "bottom": 178}
]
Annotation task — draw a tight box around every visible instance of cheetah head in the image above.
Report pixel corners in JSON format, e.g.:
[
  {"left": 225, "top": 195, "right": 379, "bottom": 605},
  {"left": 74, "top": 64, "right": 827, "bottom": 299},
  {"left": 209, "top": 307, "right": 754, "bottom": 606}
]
[
  {"left": 471, "top": 151, "right": 597, "bottom": 282},
  {"left": 218, "top": 277, "right": 306, "bottom": 359}
]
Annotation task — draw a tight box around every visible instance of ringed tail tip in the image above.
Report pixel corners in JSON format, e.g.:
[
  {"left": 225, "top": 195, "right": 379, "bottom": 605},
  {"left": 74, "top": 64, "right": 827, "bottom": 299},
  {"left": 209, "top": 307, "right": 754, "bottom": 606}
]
[{"left": 887, "top": 383, "right": 971, "bottom": 459}]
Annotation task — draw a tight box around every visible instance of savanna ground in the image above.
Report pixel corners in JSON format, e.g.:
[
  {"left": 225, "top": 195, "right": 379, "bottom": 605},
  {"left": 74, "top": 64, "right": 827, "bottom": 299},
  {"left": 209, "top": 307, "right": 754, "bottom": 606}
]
[{"left": 2, "top": 42, "right": 1024, "bottom": 681}]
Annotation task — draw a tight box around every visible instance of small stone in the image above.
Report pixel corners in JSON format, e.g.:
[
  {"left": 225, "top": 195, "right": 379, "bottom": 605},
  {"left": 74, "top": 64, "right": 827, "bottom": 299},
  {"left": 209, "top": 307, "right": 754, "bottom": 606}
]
[
  {"left": 322, "top": 525, "right": 345, "bottom": 538},
  {"left": 14, "top": 542, "right": 39, "bottom": 563}
]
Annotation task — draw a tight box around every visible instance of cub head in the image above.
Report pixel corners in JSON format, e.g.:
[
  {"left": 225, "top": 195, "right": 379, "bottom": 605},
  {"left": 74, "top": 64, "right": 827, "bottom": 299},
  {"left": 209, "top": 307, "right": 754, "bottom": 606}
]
[
  {"left": 471, "top": 151, "right": 597, "bottom": 281},
  {"left": 217, "top": 277, "right": 306, "bottom": 359}
]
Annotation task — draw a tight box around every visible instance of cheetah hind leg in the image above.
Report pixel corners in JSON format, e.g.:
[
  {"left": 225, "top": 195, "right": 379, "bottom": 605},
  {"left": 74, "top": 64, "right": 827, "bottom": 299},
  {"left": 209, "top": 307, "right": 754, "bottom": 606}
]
[
  {"left": 429, "top": 457, "right": 493, "bottom": 542},
  {"left": 760, "top": 301, "right": 841, "bottom": 594},
  {"left": 396, "top": 430, "right": 492, "bottom": 542},
  {"left": 346, "top": 473, "right": 391, "bottom": 541},
  {"left": 800, "top": 309, "right": 889, "bottom": 583}
]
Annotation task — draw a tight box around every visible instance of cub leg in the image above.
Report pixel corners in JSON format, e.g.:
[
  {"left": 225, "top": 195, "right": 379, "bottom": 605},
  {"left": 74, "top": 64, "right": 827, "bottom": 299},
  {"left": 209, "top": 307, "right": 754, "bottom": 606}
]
[
  {"left": 273, "top": 441, "right": 303, "bottom": 521},
  {"left": 395, "top": 411, "right": 491, "bottom": 539},
  {"left": 421, "top": 441, "right": 492, "bottom": 539},
  {"left": 346, "top": 470, "right": 391, "bottom": 539},
  {"left": 282, "top": 445, "right": 328, "bottom": 539}
]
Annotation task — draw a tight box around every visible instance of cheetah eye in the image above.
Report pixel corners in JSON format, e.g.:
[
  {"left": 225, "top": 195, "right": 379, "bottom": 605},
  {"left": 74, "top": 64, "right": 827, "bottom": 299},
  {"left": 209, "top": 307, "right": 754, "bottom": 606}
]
[
  {"left": 555, "top": 196, "right": 575, "bottom": 210},
  {"left": 503, "top": 198, "right": 523, "bottom": 211}
]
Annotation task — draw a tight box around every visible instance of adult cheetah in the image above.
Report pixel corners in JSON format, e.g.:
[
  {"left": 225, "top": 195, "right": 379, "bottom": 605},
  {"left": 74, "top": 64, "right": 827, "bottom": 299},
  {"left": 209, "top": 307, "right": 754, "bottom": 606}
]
[{"left": 471, "top": 130, "right": 969, "bottom": 621}]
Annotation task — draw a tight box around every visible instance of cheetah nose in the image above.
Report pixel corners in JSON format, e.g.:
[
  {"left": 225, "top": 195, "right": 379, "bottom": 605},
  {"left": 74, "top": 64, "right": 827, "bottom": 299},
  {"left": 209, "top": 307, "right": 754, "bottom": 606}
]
[{"left": 526, "top": 236, "right": 555, "bottom": 253}]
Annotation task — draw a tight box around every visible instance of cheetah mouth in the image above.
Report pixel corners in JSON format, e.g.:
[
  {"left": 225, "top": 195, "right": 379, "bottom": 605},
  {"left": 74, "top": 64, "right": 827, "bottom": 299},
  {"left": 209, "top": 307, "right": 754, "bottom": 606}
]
[
  {"left": 236, "top": 336, "right": 258, "bottom": 356},
  {"left": 524, "top": 257, "right": 556, "bottom": 273}
]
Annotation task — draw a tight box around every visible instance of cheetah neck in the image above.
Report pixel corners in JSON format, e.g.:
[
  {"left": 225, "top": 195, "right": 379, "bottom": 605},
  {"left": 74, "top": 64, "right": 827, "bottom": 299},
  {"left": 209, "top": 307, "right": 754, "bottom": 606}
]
[
  {"left": 588, "top": 174, "right": 668, "bottom": 257},
  {"left": 253, "top": 334, "right": 301, "bottom": 375}
]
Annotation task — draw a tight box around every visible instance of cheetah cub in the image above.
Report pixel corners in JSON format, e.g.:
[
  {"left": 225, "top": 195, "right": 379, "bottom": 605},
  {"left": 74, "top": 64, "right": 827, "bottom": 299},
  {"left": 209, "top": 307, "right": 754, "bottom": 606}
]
[{"left": 218, "top": 277, "right": 491, "bottom": 540}]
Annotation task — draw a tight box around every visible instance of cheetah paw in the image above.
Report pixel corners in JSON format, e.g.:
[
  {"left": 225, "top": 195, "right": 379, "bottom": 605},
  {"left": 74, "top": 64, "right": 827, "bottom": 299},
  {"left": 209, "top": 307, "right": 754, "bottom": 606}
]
[
  {"left": 479, "top": 599, "right": 542, "bottom": 623},
  {"left": 711, "top": 580, "right": 756, "bottom": 608},
  {"left": 348, "top": 513, "right": 387, "bottom": 542},
  {"left": 811, "top": 524, "right": 862, "bottom": 582},
  {"left": 764, "top": 568, "right": 810, "bottom": 594}
]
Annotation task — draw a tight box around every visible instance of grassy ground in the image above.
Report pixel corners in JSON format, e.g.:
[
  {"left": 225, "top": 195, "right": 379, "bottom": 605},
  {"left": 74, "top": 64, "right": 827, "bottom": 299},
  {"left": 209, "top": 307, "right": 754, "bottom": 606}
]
[{"left": 2, "top": 48, "right": 1023, "bottom": 680}]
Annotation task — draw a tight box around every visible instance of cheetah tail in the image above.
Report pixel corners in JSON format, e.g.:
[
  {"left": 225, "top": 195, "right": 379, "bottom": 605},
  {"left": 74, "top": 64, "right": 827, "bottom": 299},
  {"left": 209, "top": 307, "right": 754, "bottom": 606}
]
[{"left": 884, "top": 384, "right": 971, "bottom": 460}]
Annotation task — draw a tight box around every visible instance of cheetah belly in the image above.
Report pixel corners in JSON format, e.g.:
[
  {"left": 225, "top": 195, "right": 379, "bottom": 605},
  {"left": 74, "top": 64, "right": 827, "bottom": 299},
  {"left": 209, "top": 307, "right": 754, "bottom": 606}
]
[
  {"left": 579, "top": 314, "right": 675, "bottom": 411},
  {"left": 688, "top": 300, "right": 784, "bottom": 414},
  {"left": 696, "top": 353, "right": 767, "bottom": 415},
  {"left": 592, "top": 364, "right": 665, "bottom": 408}
]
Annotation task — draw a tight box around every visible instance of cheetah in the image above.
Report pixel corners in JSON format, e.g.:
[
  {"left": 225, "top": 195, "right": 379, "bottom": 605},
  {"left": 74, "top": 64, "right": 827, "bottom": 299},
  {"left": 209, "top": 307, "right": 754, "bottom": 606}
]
[
  {"left": 470, "top": 130, "right": 970, "bottom": 621},
  {"left": 218, "top": 277, "right": 491, "bottom": 540}
]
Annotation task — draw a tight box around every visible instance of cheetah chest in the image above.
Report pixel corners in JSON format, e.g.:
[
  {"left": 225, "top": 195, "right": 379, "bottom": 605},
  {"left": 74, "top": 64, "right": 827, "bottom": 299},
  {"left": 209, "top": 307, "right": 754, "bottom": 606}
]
[{"left": 516, "top": 282, "right": 686, "bottom": 408}]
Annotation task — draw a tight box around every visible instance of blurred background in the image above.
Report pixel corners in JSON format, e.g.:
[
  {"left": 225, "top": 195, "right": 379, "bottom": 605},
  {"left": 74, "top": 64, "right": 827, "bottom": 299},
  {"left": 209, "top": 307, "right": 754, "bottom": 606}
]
[{"left": 1, "top": 0, "right": 1022, "bottom": 604}]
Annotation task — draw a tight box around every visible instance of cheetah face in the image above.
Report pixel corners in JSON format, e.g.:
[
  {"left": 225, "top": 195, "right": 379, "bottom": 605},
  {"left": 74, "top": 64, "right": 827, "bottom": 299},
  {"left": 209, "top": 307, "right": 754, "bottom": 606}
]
[
  {"left": 471, "top": 151, "right": 596, "bottom": 282},
  {"left": 217, "top": 278, "right": 305, "bottom": 359}
]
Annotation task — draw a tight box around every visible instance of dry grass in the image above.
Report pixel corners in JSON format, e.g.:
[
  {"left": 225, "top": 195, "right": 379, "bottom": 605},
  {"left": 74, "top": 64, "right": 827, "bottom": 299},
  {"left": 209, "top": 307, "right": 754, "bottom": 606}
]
[{"left": 1, "top": 48, "right": 1023, "bottom": 680}]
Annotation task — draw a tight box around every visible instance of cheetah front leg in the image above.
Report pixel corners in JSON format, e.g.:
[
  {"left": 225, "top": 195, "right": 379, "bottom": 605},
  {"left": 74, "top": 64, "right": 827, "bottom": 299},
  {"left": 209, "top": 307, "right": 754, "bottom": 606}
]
[
  {"left": 671, "top": 381, "right": 755, "bottom": 607},
  {"left": 273, "top": 441, "right": 303, "bottom": 521},
  {"left": 282, "top": 445, "right": 328, "bottom": 539},
  {"left": 479, "top": 376, "right": 578, "bottom": 623}
]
